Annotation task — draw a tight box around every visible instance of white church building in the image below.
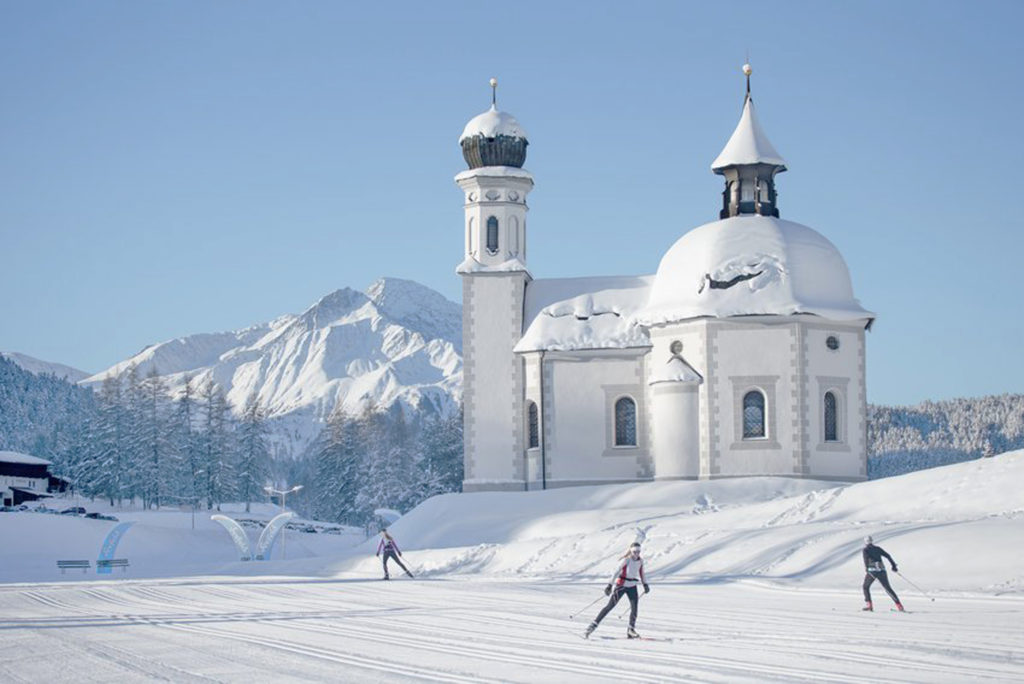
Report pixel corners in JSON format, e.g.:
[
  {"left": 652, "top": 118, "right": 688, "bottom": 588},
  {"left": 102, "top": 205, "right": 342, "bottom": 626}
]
[{"left": 456, "top": 69, "right": 874, "bottom": 492}]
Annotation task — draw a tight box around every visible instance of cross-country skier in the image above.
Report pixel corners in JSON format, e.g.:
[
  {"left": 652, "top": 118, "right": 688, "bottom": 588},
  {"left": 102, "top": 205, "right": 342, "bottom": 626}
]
[
  {"left": 861, "top": 536, "right": 903, "bottom": 611},
  {"left": 376, "top": 529, "right": 414, "bottom": 580},
  {"left": 585, "top": 541, "right": 649, "bottom": 639}
]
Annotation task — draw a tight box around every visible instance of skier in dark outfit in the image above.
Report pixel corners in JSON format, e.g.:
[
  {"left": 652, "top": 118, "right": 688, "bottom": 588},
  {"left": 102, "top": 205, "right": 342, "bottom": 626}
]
[
  {"left": 585, "top": 542, "right": 649, "bottom": 639},
  {"left": 862, "top": 536, "right": 903, "bottom": 611},
  {"left": 376, "top": 529, "right": 413, "bottom": 580}
]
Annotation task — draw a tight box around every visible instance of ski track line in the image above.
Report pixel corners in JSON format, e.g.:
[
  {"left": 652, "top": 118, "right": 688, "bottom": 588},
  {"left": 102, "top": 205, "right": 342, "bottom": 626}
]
[
  {"left": 62, "top": 634, "right": 220, "bottom": 684},
  {"left": 153, "top": 618, "right": 504, "bottom": 684},
  {"left": 343, "top": 607, "right": 885, "bottom": 684},
  {"left": 276, "top": 616, "right": 678, "bottom": 683}
]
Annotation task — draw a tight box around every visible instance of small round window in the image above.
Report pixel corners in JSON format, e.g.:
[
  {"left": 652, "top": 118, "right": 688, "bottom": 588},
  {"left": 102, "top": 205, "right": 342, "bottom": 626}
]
[
  {"left": 669, "top": 340, "right": 683, "bottom": 355},
  {"left": 826, "top": 335, "right": 840, "bottom": 351}
]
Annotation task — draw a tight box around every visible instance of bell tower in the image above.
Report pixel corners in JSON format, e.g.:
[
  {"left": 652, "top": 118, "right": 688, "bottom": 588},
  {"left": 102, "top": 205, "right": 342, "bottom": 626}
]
[
  {"left": 711, "top": 64, "right": 788, "bottom": 219},
  {"left": 456, "top": 79, "right": 533, "bottom": 492}
]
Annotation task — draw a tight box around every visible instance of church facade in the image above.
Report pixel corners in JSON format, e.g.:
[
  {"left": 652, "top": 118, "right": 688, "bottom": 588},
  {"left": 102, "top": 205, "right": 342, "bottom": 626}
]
[{"left": 456, "top": 70, "right": 874, "bottom": 492}]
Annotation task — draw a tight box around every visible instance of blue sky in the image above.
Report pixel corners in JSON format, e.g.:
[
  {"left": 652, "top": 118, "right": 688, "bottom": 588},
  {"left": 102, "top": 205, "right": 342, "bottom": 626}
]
[{"left": 1, "top": 1, "right": 1021, "bottom": 406}]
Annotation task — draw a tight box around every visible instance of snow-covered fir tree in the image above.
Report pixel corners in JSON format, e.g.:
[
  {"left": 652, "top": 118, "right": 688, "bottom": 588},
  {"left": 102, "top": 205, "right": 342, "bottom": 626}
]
[{"left": 236, "top": 392, "right": 270, "bottom": 513}]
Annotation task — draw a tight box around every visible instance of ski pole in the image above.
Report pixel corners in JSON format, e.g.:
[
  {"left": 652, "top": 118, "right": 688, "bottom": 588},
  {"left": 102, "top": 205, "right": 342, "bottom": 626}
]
[
  {"left": 570, "top": 593, "right": 607, "bottom": 619},
  {"left": 896, "top": 571, "right": 935, "bottom": 602}
]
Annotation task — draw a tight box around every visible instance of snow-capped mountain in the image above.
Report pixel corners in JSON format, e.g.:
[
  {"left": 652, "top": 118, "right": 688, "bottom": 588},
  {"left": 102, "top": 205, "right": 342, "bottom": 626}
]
[
  {"left": 0, "top": 351, "right": 90, "bottom": 383},
  {"left": 82, "top": 278, "right": 462, "bottom": 456}
]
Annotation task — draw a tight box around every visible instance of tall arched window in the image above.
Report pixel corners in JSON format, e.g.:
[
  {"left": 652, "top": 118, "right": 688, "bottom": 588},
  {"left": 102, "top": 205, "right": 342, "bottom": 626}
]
[
  {"left": 486, "top": 216, "right": 499, "bottom": 254},
  {"left": 824, "top": 391, "right": 838, "bottom": 442},
  {"left": 614, "top": 397, "right": 637, "bottom": 447},
  {"left": 527, "top": 401, "right": 539, "bottom": 449},
  {"left": 742, "top": 390, "right": 766, "bottom": 439}
]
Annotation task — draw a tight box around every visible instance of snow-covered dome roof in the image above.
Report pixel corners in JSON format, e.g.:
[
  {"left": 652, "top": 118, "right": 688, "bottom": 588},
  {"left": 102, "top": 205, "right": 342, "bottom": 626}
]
[
  {"left": 635, "top": 215, "right": 873, "bottom": 327},
  {"left": 459, "top": 105, "right": 529, "bottom": 169},
  {"left": 459, "top": 105, "right": 528, "bottom": 143},
  {"left": 711, "top": 97, "right": 786, "bottom": 173}
]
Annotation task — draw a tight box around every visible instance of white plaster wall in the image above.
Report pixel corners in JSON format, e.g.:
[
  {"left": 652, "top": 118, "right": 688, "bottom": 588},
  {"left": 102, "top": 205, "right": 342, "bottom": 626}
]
[
  {"left": 650, "top": 384, "right": 700, "bottom": 478},
  {"left": 804, "top": 323, "right": 868, "bottom": 480},
  {"left": 545, "top": 353, "right": 648, "bottom": 485},
  {"left": 710, "top": 322, "right": 797, "bottom": 476},
  {"left": 462, "top": 274, "right": 526, "bottom": 490}
]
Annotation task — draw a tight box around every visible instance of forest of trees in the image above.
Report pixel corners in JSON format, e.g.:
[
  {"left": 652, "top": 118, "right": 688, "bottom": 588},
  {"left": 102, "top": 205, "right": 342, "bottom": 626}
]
[
  {"left": 3, "top": 352, "right": 1022, "bottom": 518},
  {"left": 0, "top": 355, "right": 463, "bottom": 521},
  {"left": 867, "top": 394, "right": 1024, "bottom": 477}
]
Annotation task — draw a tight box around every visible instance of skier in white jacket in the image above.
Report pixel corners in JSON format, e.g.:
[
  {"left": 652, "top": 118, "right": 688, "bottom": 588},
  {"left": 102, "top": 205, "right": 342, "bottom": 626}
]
[{"left": 585, "top": 542, "right": 650, "bottom": 639}]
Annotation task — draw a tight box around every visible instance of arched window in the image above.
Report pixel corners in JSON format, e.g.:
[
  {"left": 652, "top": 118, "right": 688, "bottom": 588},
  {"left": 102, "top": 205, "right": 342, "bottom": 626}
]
[
  {"left": 527, "top": 401, "right": 539, "bottom": 449},
  {"left": 614, "top": 397, "right": 637, "bottom": 447},
  {"left": 824, "top": 391, "right": 838, "bottom": 442},
  {"left": 510, "top": 216, "right": 519, "bottom": 256},
  {"left": 742, "top": 390, "right": 766, "bottom": 439},
  {"left": 486, "top": 216, "right": 499, "bottom": 254}
]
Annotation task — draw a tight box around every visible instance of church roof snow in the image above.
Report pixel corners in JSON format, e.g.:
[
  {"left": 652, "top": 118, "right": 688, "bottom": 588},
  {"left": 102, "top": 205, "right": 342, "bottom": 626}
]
[
  {"left": 515, "top": 276, "right": 653, "bottom": 353},
  {"left": 711, "top": 97, "right": 787, "bottom": 172}
]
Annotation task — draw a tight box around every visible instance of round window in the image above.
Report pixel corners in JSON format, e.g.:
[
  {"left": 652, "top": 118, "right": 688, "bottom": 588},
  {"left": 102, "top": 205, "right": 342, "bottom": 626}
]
[
  {"left": 826, "top": 335, "right": 840, "bottom": 351},
  {"left": 669, "top": 340, "right": 683, "bottom": 355}
]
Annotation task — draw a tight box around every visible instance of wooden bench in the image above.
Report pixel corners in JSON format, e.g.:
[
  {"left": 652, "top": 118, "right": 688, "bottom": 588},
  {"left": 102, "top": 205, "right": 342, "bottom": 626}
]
[
  {"left": 56, "top": 560, "right": 91, "bottom": 574},
  {"left": 96, "top": 558, "right": 130, "bottom": 573}
]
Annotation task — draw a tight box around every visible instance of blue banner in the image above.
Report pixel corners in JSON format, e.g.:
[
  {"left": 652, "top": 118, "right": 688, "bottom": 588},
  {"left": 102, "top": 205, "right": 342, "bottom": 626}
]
[{"left": 96, "top": 521, "right": 134, "bottom": 574}]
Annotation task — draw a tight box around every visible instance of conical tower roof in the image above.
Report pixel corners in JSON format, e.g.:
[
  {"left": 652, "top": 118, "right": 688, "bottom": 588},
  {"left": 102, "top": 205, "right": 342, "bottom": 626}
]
[{"left": 711, "top": 95, "right": 787, "bottom": 173}]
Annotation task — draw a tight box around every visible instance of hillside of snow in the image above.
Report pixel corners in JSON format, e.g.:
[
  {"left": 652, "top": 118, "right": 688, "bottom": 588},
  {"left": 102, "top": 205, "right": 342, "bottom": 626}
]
[
  {"left": 2, "top": 454, "right": 1022, "bottom": 682},
  {"left": 331, "top": 450, "right": 1024, "bottom": 595},
  {"left": 81, "top": 278, "right": 462, "bottom": 455},
  {"left": 1, "top": 351, "right": 89, "bottom": 383}
]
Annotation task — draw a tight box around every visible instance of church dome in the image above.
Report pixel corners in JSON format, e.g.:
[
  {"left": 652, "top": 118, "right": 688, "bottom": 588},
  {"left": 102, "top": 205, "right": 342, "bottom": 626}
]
[
  {"left": 634, "top": 215, "right": 873, "bottom": 327},
  {"left": 459, "top": 105, "right": 529, "bottom": 169}
]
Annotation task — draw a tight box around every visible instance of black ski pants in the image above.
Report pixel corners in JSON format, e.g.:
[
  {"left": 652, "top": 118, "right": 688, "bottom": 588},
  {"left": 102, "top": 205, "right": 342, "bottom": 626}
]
[
  {"left": 863, "top": 570, "right": 900, "bottom": 604},
  {"left": 593, "top": 585, "right": 639, "bottom": 628},
  {"left": 382, "top": 551, "right": 411, "bottom": 578}
]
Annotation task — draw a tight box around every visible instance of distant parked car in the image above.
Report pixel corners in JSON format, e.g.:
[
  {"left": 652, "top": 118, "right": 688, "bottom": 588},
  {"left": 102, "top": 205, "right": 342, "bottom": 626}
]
[
  {"left": 322, "top": 527, "right": 343, "bottom": 535},
  {"left": 61, "top": 507, "right": 86, "bottom": 515},
  {"left": 98, "top": 514, "right": 118, "bottom": 522},
  {"left": 0, "top": 506, "right": 14, "bottom": 513}
]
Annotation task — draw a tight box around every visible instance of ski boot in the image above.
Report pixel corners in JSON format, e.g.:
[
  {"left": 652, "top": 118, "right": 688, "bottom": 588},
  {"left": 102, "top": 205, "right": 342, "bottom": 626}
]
[
  {"left": 584, "top": 622, "right": 596, "bottom": 639},
  {"left": 894, "top": 603, "right": 905, "bottom": 612},
  {"left": 626, "top": 626, "right": 640, "bottom": 639},
  {"left": 862, "top": 601, "right": 873, "bottom": 612},
  {"left": 382, "top": 575, "right": 390, "bottom": 581}
]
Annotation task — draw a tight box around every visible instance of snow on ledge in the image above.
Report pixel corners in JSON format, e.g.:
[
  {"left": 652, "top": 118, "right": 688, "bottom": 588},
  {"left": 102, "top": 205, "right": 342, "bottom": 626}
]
[
  {"left": 454, "top": 166, "right": 534, "bottom": 183},
  {"left": 456, "top": 255, "right": 531, "bottom": 275},
  {"left": 648, "top": 356, "right": 703, "bottom": 385}
]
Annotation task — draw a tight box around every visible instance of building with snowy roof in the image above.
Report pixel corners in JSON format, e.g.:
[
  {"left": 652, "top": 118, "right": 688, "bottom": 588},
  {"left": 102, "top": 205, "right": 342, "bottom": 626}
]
[
  {"left": 456, "top": 70, "right": 873, "bottom": 492},
  {"left": 0, "top": 451, "right": 66, "bottom": 507}
]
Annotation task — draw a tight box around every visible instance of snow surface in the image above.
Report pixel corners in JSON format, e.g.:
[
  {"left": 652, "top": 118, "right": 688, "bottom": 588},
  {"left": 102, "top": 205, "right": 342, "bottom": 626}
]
[
  {"left": 458, "top": 105, "right": 528, "bottom": 143},
  {"left": 710, "top": 96, "right": 787, "bottom": 171},
  {"left": 455, "top": 254, "right": 530, "bottom": 275},
  {"left": 1, "top": 454, "right": 1022, "bottom": 681},
  {"left": 81, "top": 278, "right": 462, "bottom": 456},
  {"left": 0, "top": 351, "right": 89, "bottom": 383},
  {"left": 636, "top": 215, "right": 875, "bottom": 327},
  {"left": 515, "top": 276, "right": 653, "bottom": 353},
  {"left": 648, "top": 355, "right": 703, "bottom": 384},
  {"left": 0, "top": 450, "right": 51, "bottom": 465}
]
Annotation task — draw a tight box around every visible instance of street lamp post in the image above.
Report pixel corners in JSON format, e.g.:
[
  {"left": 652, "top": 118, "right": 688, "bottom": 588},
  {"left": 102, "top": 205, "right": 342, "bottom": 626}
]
[{"left": 263, "top": 484, "right": 303, "bottom": 559}]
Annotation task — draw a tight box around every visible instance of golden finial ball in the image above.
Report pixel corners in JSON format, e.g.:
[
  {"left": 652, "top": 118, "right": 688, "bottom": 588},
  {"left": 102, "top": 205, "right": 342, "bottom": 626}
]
[
  {"left": 489, "top": 77, "right": 498, "bottom": 88},
  {"left": 742, "top": 64, "right": 752, "bottom": 76}
]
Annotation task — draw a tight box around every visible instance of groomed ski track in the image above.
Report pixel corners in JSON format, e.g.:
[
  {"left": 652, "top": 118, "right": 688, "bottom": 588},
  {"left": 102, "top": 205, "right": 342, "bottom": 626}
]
[{"left": 1, "top": 575, "right": 1021, "bottom": 683}]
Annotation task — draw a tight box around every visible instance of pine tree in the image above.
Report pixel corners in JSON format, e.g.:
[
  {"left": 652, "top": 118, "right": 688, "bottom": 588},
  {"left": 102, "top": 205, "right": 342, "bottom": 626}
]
[
  {"left": 237, "top": 391, "right": 270, "bottom": 513},
  {"left": 199, "top": 379, "right": 235, "bottom": 510}
]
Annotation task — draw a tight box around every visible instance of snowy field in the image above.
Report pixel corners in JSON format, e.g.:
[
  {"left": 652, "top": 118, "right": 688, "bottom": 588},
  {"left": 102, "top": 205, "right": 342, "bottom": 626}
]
[{"left": 2, "top": 453, "right": 1023, "bottom": 682}]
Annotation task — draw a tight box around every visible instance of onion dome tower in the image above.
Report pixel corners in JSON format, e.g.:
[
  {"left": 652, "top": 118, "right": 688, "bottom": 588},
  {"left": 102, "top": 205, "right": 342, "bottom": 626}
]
[
  {"left": 459, "top": 79, "right": 529, "bottom": 169},
  {"left": 456, "top": 79, "right": 534, "bottom": 493},
  {"left": 711, "top": 64, "right": 787, "bottom": 219}
]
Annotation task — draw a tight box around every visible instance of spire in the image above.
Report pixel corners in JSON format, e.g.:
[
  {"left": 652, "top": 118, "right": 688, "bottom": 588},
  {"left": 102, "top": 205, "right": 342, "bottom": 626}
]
[
  {"left": 711, "top": 64, "right": 787, "bottom": 219},
  {"left": 490, "top": 77, "right": 497, "bottom": 107}
]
